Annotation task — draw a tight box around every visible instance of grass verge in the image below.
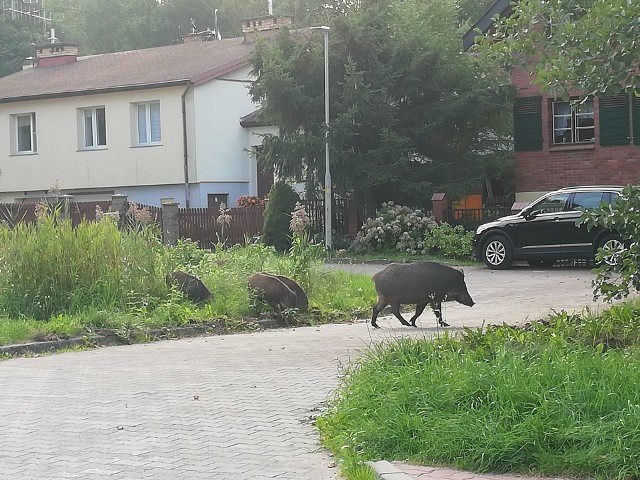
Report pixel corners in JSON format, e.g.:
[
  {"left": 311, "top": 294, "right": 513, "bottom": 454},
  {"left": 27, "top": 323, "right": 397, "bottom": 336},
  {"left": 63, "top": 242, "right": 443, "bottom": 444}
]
[{"left": 318, "top": 301, "right": 640, "bottom": 480}]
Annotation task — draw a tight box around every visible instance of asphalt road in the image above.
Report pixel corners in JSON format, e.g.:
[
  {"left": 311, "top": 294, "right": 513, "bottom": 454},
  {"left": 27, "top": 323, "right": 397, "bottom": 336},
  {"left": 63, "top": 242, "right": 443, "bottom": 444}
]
[{"left": 0, "top": 263, "right": 626, "bottom": 479}]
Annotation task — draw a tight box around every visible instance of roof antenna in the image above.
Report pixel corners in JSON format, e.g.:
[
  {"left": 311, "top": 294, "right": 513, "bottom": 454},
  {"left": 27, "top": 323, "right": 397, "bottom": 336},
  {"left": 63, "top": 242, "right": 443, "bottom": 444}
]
[{"left": 268, "top": 0, "right": 273, "bottom": 16}]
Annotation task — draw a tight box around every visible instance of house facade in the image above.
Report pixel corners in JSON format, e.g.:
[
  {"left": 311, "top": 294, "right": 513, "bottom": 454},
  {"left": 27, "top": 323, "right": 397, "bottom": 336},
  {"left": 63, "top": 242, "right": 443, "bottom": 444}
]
[
  {"left": 0, "top": 17, "right": 287, "bottom": 207},
  {"left": 464, "top": 0, "right": 640, "bottom": 204}
]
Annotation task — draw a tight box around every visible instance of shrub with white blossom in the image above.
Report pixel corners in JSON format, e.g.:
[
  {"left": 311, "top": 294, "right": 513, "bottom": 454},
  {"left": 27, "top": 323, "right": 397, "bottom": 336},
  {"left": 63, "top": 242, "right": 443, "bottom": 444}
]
[{"left": 350, "top": 202, "right": 437, "bottom": 255}]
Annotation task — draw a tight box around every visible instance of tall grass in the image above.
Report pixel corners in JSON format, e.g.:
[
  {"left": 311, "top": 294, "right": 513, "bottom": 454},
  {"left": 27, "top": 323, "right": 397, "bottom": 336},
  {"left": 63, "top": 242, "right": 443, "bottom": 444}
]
[
  {"left": 0, "top": 217, "right": 376, "bottom": 345},
  {"left": 318, "top": 303, "right": 640, "bottom": 479},
  {"left": 0, "top": 211, "right": 166, "bottom": 319}
]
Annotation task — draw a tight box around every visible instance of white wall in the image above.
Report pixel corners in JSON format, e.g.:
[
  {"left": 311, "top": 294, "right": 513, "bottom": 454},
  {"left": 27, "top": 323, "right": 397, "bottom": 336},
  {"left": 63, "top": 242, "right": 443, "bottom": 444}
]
[
  {"left": 192, "top": 65, "right": 257, "bottom": 184},
  {"left": 0, "top": 86, "right": 186, "bottom": 195}
]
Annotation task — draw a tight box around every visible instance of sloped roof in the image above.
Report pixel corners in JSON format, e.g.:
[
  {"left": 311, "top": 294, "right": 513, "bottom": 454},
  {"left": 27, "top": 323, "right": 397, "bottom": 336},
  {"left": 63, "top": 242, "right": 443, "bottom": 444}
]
[
  {"left": 0, "top": 37, "right": 253, "bottom": 104},
  {"left": 462, "top": 0, "right": 512, "bottom": 51}
]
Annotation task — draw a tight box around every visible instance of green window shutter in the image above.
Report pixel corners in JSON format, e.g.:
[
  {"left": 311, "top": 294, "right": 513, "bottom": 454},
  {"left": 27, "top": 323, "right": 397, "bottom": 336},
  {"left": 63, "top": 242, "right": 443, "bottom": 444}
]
[
  {"left": 514, "top": 96, "right": 542, "bottom": 151},
  {"left": 633, "top": 96, "right": 640, "bottom": 145},
  {"left": 599, "top": 94, "right": 630, "bottom": 146}
]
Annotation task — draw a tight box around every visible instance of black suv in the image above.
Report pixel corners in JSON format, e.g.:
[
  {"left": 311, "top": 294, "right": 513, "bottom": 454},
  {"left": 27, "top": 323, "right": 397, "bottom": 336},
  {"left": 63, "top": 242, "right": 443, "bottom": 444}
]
[{"left": 473, "top": 186, "right": 624, "bottom": 269}]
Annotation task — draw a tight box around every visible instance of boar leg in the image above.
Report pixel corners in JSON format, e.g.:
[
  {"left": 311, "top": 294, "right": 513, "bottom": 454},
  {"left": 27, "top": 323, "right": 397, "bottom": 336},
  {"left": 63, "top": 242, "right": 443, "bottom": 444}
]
[
  {"left": 408, "top": 303, "right": 428, "bottom": 327},
  {"left": 371, "top": 297, "right": 389, "bottom": 328},
  {"left": 389, "top": 303, "right": 412, "bottom": 327},
  {"left": 430, "top": 299, "right": 450, "bottom": 327}
]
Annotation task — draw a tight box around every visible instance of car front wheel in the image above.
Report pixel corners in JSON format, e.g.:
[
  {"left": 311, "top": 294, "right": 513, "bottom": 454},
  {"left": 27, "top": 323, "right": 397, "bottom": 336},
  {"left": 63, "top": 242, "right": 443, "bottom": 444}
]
[
  {"left": 598, "top": 235, "right": 625, "bottom": 266},
  {"left": 482, "top": 235, "right": 513, "bottom": 270}
]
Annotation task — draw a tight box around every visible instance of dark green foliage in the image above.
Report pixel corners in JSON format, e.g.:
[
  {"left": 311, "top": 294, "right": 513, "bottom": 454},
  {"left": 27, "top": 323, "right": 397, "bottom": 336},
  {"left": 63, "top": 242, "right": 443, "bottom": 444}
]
[
  {"left": 423, "top": 222, "right": 474, "bottom": 259},
  {"left": 579, "top": 184, "right": 640, "bottom": 300},
  {"left": 249, "top": 0, "right": 513, "bottom": 210},
  {"left": 262, "top": 182, "right": 300, "bottom": 252},
  {"left": 477, "top": 0, "right": 640, "bottom": 98},
  {"left": 0, "top": 20, "right": 47, "bottom": 78}
]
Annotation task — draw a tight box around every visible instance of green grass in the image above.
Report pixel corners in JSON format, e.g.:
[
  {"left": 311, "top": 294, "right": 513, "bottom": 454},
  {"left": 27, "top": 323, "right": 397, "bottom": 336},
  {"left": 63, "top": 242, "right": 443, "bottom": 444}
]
[{"left": 318, "top": 302, "right": 640, "bottom": 480}]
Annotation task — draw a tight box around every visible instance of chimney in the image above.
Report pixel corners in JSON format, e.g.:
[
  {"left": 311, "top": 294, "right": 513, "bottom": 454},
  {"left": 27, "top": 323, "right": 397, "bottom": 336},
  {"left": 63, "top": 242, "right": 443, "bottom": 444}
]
[
  {"left": 242, "top": 14, "right": 293, "bottom": 43},
  {"left": 36, "top": 29, "right": 78, "bottom": 68},
  {"left": 36, "top": 43, "right": 79, "bottom": 68}
]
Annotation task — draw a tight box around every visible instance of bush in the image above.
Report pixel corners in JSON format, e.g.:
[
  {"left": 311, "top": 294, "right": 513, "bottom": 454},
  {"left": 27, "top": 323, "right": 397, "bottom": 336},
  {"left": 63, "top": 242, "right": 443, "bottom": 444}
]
[
  {"left": 350, "top": 202, "right": 437, "bottom": 255},
  {"left": 423, "top": 222, "right": 474, "bottom": 259},
  {"left": 262, "top": 183, "right": 300, "bottom": 252},
  {"left": 579, "top": 184, "right": 640, "bottom": 300}
]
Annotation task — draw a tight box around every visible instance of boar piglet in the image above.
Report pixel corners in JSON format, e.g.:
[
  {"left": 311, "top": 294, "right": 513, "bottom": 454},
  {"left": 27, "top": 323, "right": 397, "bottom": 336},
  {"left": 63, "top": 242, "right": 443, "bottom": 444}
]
[{"left": 371, "top": 261, "right": 474, "bottom": 328}]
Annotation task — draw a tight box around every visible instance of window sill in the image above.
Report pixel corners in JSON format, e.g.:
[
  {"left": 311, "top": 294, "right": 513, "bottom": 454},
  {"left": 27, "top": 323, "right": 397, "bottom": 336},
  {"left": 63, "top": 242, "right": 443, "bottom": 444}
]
[
  {"left": 131, "top": 143, "right": 163, "bottom": 148},
  {"left": 548, "top": 143, "right": 595, "bottom": 153},
  {"left": 10, "top": 151, "right": 38, "bottom": 156},
  {"left": 78, "top": 146, "right": 108, "bottom": 152}
]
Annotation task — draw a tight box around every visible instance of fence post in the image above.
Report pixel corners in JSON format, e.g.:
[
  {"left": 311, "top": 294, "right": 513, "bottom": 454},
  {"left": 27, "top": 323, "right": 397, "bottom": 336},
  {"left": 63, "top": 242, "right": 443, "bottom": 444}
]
[
  {"left": 346, "top": 197, "right": 360, "bottom": 240},
  {"left": 161, "top": 202, "right": 179, "bottom": 246},
  {"left": 431, "top": 193, "right": 448, "bottom": 223},
  {"left": 58, "top": 194, "right": 74, "bottom": 221},
  {"left": 111, "top": 194, "right": 128, "bottom": 216}
]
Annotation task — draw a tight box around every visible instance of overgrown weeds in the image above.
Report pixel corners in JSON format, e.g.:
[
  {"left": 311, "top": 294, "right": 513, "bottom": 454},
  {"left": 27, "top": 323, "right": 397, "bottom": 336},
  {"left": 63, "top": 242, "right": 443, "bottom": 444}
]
[
  {"left": 0, "top": 208, "right": 376, "bottom": 347},
  {"left": 318, "top": 301, "right": 640, "bottom": 479}
]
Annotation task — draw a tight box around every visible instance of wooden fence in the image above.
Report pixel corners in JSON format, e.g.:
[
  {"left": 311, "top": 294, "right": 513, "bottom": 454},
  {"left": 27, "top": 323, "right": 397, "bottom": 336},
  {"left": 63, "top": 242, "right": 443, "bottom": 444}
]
[{"left": 178, "top": 206, "right": 264, "bottom": 248}]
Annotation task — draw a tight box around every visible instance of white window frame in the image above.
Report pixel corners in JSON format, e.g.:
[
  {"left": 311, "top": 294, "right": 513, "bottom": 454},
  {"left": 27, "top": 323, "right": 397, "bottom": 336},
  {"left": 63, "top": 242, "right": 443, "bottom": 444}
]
[
  {"left": 133, "top": 101, "right": 161, "bottom": 146},
  {"left": 11, "top": 113, "right": 37, "bottom": 154},
  {"left": 552, "top": 98, "right": 595, "bottom": 145},
  {"left": 79, "top": 106, "right": 107, "bottom": 149}
]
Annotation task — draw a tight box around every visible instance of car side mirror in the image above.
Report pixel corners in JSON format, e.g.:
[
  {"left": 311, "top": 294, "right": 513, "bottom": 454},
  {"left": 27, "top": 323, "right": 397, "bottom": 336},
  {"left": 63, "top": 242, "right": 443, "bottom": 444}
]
[{"left": 523, "top": 209, "right": 540, "bottom": 219}]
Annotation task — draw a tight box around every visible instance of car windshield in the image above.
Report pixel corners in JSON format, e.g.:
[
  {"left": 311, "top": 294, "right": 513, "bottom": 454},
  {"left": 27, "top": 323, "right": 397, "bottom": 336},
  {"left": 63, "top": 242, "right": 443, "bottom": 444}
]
[{"left": 529, "top": 193, "right": 570, "bottom": 214}]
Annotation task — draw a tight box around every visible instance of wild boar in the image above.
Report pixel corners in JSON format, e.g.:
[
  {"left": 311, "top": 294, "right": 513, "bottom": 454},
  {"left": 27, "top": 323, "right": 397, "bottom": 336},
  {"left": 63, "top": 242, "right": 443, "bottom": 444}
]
[
  {"left": 248, "top": 273, "right": 306, "bottom": 311},
  {"left": 168, "top": 270, "right": 211, "bottom": 303},
  {"left": 270, "top": 274, "right": 308, "bottom": 309},
  {"left": 371, "top": 261, "right": 474, "bottom": 328}
]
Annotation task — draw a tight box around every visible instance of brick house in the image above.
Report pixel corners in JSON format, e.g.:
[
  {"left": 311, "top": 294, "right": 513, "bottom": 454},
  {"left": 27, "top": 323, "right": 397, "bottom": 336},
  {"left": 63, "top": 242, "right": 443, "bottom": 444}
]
[{"left": 464, "top": 0, "right": 640, "bottom": 204}]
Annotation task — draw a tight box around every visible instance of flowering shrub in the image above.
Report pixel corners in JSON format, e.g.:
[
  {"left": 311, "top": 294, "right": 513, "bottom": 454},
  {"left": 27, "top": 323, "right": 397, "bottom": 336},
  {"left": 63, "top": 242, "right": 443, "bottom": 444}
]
[
  {"left": 236, "top": 195, "right": 266, "bottom": 208},
  {"left": 350, "top": 202, "right": 437, "bottom": 254}
]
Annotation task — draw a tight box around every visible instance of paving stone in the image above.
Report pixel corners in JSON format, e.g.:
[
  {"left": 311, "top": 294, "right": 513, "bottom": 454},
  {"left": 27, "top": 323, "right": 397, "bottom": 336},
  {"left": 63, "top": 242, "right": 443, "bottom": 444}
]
[{"left": 0, "top": 266, "right": 625, "bottom": 480}]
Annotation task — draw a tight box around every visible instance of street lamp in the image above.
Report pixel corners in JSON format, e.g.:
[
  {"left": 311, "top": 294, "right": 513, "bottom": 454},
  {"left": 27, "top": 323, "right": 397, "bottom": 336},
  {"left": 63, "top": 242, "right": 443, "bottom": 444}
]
[{"left": 310, "top": 26, "right": 331, "bottom": 250}]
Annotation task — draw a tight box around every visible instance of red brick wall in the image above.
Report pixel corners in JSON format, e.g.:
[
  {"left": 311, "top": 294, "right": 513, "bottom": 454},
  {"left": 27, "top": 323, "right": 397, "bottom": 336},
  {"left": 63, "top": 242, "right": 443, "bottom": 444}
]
[{"left": 512, "top": 69, "right": 640, "bottom": 193}]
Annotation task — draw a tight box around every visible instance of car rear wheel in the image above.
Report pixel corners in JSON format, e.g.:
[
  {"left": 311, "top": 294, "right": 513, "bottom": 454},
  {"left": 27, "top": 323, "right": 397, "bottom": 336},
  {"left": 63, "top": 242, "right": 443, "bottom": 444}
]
[
  {"left": 598, "top": 235, "right": 624, "bottom": 266},
  {"left": 482, "top": 236, "right": 513, "bottom": 270}
]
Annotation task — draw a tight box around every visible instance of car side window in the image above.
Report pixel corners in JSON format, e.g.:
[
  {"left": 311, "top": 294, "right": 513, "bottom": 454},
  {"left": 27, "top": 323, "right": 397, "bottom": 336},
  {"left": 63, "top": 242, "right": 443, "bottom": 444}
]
[
  {"left": 572, "top": 192, "right": 605, "bottom": 210},
  {"left": 531, "top": 193, "right": 570, "bottom": 214}
]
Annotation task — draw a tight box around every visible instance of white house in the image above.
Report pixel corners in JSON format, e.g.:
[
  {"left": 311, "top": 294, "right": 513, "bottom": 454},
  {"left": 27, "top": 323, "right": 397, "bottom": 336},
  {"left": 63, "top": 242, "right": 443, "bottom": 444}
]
[{"left": 0, "top": 16, "right": 288, "bottom": 208}]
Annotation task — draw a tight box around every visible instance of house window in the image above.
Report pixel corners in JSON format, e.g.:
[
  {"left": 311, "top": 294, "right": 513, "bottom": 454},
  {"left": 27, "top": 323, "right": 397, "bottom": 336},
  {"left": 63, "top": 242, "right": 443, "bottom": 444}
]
[
  {"left": 80, "top": 106, "right": 106, "bottom": 149},
  {"left": 134, "top": 101, "right": 161, "bottom": 145},
  {"left": 11, "top": 113, "right": 37, "bottom": 154},
  {"left": 552, "top": 99, "right": 594, "bottom": 144}
]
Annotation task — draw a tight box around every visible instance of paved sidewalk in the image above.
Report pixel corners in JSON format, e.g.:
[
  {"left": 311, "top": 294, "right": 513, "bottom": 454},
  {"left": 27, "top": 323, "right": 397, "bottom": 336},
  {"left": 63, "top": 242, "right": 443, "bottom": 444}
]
[{"left": 0, "top": 265, "right": 619, "bottom": 479}]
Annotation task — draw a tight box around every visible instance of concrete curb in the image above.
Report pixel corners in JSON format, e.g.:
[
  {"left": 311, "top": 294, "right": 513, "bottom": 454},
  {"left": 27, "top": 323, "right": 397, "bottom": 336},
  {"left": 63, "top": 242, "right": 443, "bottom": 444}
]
[
  {"left": 367, "top": 460, "right": 414, "bottom": 480},
  {"left": 0, "top": 317, "right": 293, "bottom": 357}
]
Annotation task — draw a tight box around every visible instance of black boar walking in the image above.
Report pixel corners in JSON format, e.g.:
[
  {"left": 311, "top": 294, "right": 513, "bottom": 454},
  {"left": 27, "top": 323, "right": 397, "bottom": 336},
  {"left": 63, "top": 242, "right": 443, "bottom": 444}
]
[{"left": 371, "top": 261, "right": 474, "bottom": 328}]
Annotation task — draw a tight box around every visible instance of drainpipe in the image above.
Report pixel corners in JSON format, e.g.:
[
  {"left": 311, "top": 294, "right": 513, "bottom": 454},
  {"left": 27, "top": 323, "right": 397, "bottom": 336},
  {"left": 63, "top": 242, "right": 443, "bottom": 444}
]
[{"left": 181, "top": 82, "right": 192, "bottom": 207}]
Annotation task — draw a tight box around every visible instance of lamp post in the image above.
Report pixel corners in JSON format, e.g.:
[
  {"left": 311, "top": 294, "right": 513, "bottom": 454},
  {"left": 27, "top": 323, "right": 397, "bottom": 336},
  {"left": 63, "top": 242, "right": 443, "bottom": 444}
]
[{"left": 310, "top": 26, "right": 331, "bottom": 250}]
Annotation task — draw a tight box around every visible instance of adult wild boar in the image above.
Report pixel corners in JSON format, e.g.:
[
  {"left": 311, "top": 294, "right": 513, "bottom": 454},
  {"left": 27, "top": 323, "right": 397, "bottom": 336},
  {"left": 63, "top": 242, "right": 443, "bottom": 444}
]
[
  {"left": 371, "top": 261, "right": 474, "bottom": 328},
  {"left": 168, "top": 270, "right": 211, "bottom": 303},
  {"left": 248, "top": 273, "right": 307, "bottom": 311}
]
